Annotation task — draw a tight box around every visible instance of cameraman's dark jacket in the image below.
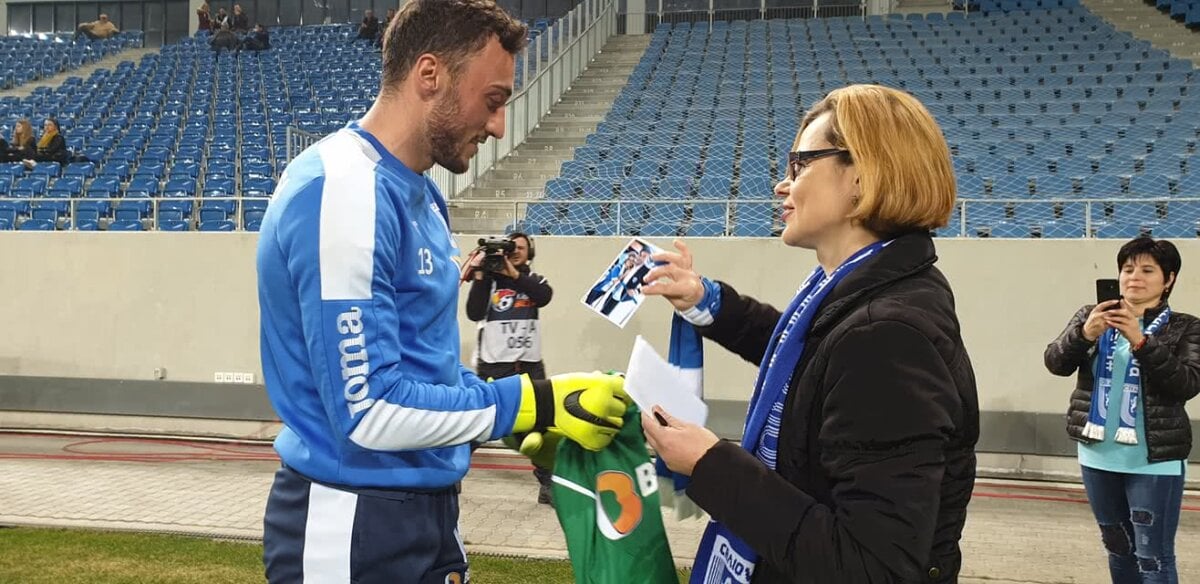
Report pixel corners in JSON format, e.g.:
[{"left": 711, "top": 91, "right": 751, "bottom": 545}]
[{"left": 466, "top": 264, "right": 553, "bottom": 368}]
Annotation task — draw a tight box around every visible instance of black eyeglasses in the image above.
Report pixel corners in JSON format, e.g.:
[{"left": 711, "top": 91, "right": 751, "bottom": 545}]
[{"left": 787, "top": 148, "right": 850, "bottom": 179}]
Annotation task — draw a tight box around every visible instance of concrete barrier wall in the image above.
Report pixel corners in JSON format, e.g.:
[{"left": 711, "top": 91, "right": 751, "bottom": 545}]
[{"left": 1, "top": 233, "right": 1197, "bottom": 447}]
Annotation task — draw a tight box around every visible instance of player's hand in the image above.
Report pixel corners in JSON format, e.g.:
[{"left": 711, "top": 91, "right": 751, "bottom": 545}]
[
  {"left": 502, "top": 430, "right": 563, "bottom": 470},
  {"left": 643, "top": 239, "right": 706, "bottom": 311},
  {"left": 513, "top": 372, "right": 628, "bottom": 451}
]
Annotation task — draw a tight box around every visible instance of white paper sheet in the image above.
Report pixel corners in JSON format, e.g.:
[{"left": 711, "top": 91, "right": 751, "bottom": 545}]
[{"left": 623, "top": 335, "right": 708, "bottom": 426}]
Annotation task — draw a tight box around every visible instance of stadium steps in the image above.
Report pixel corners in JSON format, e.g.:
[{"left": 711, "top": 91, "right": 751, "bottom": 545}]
[
  {"left": 0, "top": 47, "right": 158, "bottom": 99},
  {"left": 1083, "top": 0, "right": 1200, "bottom": 64},
  {"left": 449, "top": 34, "right": 651, "bottom": 233}
]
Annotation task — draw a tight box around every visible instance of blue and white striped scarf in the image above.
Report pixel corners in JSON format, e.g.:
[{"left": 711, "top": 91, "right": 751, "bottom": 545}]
[
  {"left": 656, "top": 314, "right": 706, "bottom": 520},
  {"left": 690, "top": 239, "right": 889, "bottom": 584},
  {"left": 1083, "top": 307, "right": 1170, "bottom": 445}
]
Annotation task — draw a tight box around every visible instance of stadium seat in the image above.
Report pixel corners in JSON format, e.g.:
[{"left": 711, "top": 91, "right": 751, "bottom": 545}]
[
  {"left": 19, "top": 218, "right": 55, "bottom": 231},
  {"left": 74, "top": 208, "right": 101, "bottom": 231}
]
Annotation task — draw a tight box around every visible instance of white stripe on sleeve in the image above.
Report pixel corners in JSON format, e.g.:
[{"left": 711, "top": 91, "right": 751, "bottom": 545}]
[
  {"left": 348, "top": 400, "right": 498, "bottom": 450},
  {"left": 318, "top": 132, "right": 377, "bottom": 301}
]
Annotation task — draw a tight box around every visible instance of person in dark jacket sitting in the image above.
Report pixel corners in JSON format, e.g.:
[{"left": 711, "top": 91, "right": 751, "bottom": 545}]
[
  {"left": 2, "top": 119, "right": 35, "bottom": 163},
  {"left": 242, "top": 24, "right": 270, "bottom": 51},
  {"left": 640, "top": 84, "right": 979, "bottom": 584},
  {"left": 209, "top": 22, "right": 239, "bottom": 52},
  {"left": 33, "top": 118, "right": 68, "bottom": 164},
  {"left": 358, "top": 10, "right": 380, "bottom": 40},
  {"left": 1044, "top": 237, "right": 1198, "bottom": 584}
]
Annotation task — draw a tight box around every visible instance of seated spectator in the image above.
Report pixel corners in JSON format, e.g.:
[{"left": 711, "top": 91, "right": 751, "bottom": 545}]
[
  {"left": 32, "top": 118, "right": 68, "bottom": 164},
  {"left": 213, "top": 8, "right": 230, "bottom": 29},
  {"left": 210, "top": 23, "right": 239, "bottom": 52},
  {"left": 358, "top": 10, "right": 380, "bottom": 40},
  {"left": 196, "top": 2, "right": 212, "bottom": 33},
  {"left": 232, "top": 4, "right": 250, "bottom": 33},
  {"left": 2, "top": 120, "right": 35, "bottom": 163},
  {"left": 375, "top": 8, "right": 397, "bottom": 48},
  {"left": 75, "top": 14, "right": 119, "bottom": 41},
  {"left": 242, "top": 24, "right": 270, "bottom": 51}
]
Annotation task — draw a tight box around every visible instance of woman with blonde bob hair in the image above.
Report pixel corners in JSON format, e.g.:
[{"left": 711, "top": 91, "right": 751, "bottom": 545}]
[{"left": 642, "top": 85, "right": 980, "bottom": 583}]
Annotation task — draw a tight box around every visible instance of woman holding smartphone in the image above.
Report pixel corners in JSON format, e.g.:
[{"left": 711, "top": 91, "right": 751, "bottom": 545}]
[{"left": 1044, "top": 236, "right": 1199, "bottom": 584}]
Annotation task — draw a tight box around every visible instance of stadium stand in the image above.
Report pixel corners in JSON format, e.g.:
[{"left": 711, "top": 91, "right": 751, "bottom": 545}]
[
  {"left": 0, "top": 20, "right": 553, "bottom": 232},
  {"left": 513, "top": 4, "right": 1199, "bottom": 238},
  {"left": 0, "top": 32, "right": 142, "bottom": 90},
  {"left": 0, "top": 8, "right": 1196, "bottom": 238},
  {"left": 1152, "top": 0, "right": 1200, "bottom": 26}
]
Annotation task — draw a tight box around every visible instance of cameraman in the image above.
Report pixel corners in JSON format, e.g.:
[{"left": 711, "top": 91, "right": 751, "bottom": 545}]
[{"left": 465, "top": 232, "right": 556, "bottom": 503}]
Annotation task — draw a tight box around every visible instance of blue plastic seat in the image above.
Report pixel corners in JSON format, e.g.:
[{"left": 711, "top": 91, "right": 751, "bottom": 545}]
[
  {"left": 524, "top": 203, "right": 560, "bottom": 226},
  {"left": 204, "top": 178, "right": 236, "bottom": 198},
  {"left": 1153, "top": 222, "right": 1198, "bottom": 238},
  {"left": 543, "top": 179, "right": 577, "bottom": 200},
  {"left": 619, "top": 178, "right": 654, "bottom": 200},
  {"left": 732, "top": 203, "right": 775, "bottom": 237},
  {"left": 244, "top": 177, "right": 276, "bottom": 196},
  {"left": 1032, "top": 175, "right": 1076, "bottom": 198},
  {"left": 199, "top": 220, "right": 236, "bottom": 231},
  {"left": 74, "top": 208, "right": 100, "bottom": 230},
  {"left": 19, "top": 218, "right": 56, "bottom": 231},
  {"left": 618, "top": 203, "right": 649, "bottom": 230},
  {"left": 63, "top": 162, "right": 96, "bottom": 179},
  {"left": 127, "top": 177, "right": 160, "bottom": 196},
  {"left": 1095, "top": 222, "right": 1150, "bottom": 239},
  {"left": 736, "top": 176, "right": 773, "bottom": 200}
]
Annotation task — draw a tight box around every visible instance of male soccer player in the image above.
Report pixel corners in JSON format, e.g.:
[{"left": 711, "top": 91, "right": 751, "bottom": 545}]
[{"left": 256, "top": 2, "right": 626, "bottom": 581}]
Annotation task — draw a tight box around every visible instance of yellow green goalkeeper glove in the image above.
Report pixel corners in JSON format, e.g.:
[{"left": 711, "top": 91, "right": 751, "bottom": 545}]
[
  {"left": 512, "top": 371, "right": 628, "bottom": 451},
  {"left": 502, "top": 430, "right": 564, "bottom": 471}
]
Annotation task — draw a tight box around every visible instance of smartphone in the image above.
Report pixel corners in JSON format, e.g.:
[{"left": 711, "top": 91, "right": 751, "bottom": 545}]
[{"left": 1096, "top": 278, "right": 1121, "bottom": 309}]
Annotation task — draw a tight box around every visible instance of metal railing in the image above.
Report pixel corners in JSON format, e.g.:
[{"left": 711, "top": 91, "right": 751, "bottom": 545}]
[
  {"left": 286, "top": 126, "right": 323, "bottom": 164},
  {"left": 4, "top": 197, "right": 1197, "bottom": 236},
  {"left": 0, "top": 197, "right": 272, "bottom": 232},
  {"left": 446, "top": 197, "right": 1200, "bottom": 238},
  {"left": 281, "top": 0, "right": 617, "bottom": 199},
  {"left": 427, "top": 0, "right": 617, "bottom": 198},
  {"left": 621, "top": 0, "right": 868, "bottom": 33}
]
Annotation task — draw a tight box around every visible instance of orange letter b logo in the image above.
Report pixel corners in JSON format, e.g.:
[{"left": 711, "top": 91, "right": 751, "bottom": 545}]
[{"left": 595, "top": 471, "right": 643, "bottom": 540}]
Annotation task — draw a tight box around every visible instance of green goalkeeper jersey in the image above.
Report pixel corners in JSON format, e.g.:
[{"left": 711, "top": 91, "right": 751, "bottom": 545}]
[{"left": 551, "top": 406, "right": 677, "bottom": 584}]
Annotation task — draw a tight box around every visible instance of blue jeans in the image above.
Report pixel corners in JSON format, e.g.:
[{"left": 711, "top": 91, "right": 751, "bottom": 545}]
[{"left": 1080, "top": 466, "right": 1185, "bottom": 584}]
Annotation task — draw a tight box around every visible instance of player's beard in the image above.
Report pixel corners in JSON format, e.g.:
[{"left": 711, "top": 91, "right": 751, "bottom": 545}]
[{"left": 428, "top": 85, "right": 473, "bottom": 174}]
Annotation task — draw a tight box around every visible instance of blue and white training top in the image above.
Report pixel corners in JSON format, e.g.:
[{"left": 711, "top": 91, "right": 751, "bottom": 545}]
[{"left": 256, "top": 122, "right": 524, "bottom": 490}]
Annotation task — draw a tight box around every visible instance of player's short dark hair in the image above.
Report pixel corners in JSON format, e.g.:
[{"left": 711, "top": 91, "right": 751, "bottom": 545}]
[{"left": 381, "top": 0, "right": 527, "bottom": 92}]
